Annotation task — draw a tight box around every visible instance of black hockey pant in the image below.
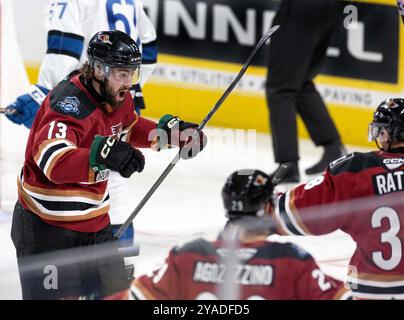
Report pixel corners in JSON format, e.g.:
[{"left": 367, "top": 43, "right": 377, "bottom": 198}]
[{"left": 11, "top": 201, "right": 130, "bottom": 300}]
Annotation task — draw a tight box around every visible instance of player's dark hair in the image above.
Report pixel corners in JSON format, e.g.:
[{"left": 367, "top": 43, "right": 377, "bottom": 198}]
[{"left": 80, "top": 61, "right": 93, "bottom": 80}]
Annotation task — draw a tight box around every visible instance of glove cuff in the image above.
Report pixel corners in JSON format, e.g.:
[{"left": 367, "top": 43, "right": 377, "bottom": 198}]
[
  {"left": 27, "top": 84, "right": 49, "bottom": 106},
  {"left": 90, "top": 135, "right": 107, "bottom": 172},
  {"left": 157, "top": 114, "right": 181, "bottom": 150},
  {"left": 157, "top": 114, "right": 180, "bottom": 131}
]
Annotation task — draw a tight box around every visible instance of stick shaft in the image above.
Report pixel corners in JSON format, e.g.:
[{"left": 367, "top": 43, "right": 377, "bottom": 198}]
[
  {"left": 198, "top": 25, "right": 279, "bottom": 131},
  {"left": 0, "top": 107, "right": 17, "bottom": 115},
  {"left": 115, "top": 25, "right": 280, "bottom": 239},
  {"left": 115, "top": 154, "right": 180, "bottom": 239}
]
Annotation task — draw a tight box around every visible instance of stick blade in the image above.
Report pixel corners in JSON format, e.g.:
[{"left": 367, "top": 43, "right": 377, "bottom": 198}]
[
  {"left": 271, "top": 162, "right": 291, "bottom": 186},
  {"left": 0, "top": 107, "right": 17, "bottom": 115}
]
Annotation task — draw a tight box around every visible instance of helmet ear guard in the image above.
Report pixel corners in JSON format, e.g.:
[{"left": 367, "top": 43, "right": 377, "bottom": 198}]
[
  {"left": 93, "top": 60, "right": 109, "bottom": 77},
  {"left": 90, "top": 48, "right": 109, "bottom": 67}
]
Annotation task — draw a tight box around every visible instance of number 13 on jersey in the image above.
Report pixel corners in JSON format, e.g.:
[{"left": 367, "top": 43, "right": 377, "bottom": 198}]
[{"left": 48, "top": 121, "right": 67, "bottom": 139}]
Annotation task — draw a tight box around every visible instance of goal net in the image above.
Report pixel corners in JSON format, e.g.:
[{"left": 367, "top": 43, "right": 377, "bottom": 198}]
[{"left": 0, "top": 0, "right": 30, "bottom": 213}]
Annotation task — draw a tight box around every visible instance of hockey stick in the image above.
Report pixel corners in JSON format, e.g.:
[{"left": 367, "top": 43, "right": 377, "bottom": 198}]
[
  {"left": 0, "top": 107, "right": 17, "bottom": 115},
  {"left": 398, "top": 0, "right": 404, "bottom": 24},
  {"left": 115, "top": 25, "right": 280, "bottom": 239},
  {"left": 271, "top": 162, "right": 292, "bottom": 186}
]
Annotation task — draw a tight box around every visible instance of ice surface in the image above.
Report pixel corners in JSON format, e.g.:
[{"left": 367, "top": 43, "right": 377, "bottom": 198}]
[{"left": 0, "top": 126, "right": 364, "bottom": 299}]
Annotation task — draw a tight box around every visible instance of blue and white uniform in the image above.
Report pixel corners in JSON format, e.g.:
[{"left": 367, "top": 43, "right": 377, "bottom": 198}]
[{"left": 39, "top": 0, "right": 157, "bottom": 89}]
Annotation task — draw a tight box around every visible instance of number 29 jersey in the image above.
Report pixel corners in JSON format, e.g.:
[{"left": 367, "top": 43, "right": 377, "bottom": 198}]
[{"left": 130, "top": 239, "right": 349, "bottom": 300}]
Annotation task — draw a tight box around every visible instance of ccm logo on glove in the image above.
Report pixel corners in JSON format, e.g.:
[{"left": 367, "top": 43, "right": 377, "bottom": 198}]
[
  {"left": 157, "top": 114, "right": 208, "bottom": 159},
  {"left": 100, "top": 137, "right": 116, "bottom": 159},
  {"left": 90, "top": 135, "right": 145, "bottom": 178}
]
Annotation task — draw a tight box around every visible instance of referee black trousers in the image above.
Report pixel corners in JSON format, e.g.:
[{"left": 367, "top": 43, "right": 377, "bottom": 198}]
[{"left": 266, "top": 0, "right": 341, "bottom": 163}]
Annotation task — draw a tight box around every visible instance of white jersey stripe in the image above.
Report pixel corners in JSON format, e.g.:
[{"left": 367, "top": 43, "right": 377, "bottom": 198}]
[
  {"left": 30, "top": 195, "right": 110, "bottom": 217},
  {"left": 22, "top": 184, "right": 108, "bottom": 205},
  {"left": 353, "top": 292, "right": 404, "bottom": 300},
  {"left": 35, "top": 139, "right": 74, "bottom": 166},
  {"left": 130, "top": 285, "right": 147, "bottom": 300},
  {"left": 43, "top": 145, "right": 76, "bottom": 176},
  {"left": 347, "top": 276, "right": 404, "bottom": 288},
  {"left": 283, "top": 191, "right": 310, "bottom": 236},
  {"left": 274, "top": 200, "right": 296, "bottom": 235}
]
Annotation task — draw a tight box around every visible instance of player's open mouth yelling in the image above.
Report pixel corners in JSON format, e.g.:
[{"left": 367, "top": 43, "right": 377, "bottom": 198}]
[
  {"left": 117, "top": 87, "right": 130, "bottom": 100},
  {"left": 118, "top": 90, "right": 126, "bottom": 98}
]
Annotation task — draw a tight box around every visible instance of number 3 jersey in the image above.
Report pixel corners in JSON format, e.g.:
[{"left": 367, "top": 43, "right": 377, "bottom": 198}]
[
  {"left": 18, "top": 74, "right": 157, "bottom": 233},
  {"left": 128, "top": 238, "right": 350, "bottom": 300},
  {"left": 39, "top": 0, "right": 157, "bottom": 90},
  {"left": 274, "top": 151, "right": 404, "bottom": 299}
]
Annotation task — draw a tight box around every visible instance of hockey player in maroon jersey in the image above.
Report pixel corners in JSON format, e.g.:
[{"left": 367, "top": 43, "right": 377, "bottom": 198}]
[
  {"left": 10, "top": 30, "right": 207, "bottom": 300},
  {"left": 120, "top": 170, "right": 350, "bottom": 300},
  {"left": 272, "top": 98, "right": 404, "bottom": 299}
]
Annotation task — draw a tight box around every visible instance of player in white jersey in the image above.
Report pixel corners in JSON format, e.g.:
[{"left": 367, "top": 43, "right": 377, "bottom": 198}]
[{"left": 5, "top": 0, "right": 157, "bottom": 253}]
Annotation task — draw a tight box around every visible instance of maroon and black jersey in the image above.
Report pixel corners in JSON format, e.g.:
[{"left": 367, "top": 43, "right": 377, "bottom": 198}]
[
  {"left": 18, "top": 75, "right": 157, "bottom": 232},
  {"left": 274, "top": 151, "right": 404, "bottom": 299},
  {"left": 130, "top": 238, "right": 349, "bottom": 300}
]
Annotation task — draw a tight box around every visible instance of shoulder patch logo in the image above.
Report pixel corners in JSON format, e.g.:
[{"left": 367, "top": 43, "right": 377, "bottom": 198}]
[{"left": 57, "top": 96, "right": 80, "bottom": 115}]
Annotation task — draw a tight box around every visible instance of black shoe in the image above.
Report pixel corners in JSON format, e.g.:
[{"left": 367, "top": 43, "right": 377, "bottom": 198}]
[
  {"left": 305, "top": 143, "right": 347, "bottom": 175},
  {"left": 269, "top": 162, "right": 300, "bottom": 184}
]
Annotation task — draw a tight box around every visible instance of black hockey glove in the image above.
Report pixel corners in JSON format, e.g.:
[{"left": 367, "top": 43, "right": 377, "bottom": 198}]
[
  {"left": 90, "top": 136, "right": 145, "bottom": 178},
  {"left": 157, "top": 114, "right": 208, "bottom": 159}
]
